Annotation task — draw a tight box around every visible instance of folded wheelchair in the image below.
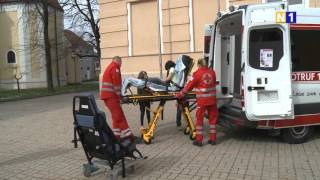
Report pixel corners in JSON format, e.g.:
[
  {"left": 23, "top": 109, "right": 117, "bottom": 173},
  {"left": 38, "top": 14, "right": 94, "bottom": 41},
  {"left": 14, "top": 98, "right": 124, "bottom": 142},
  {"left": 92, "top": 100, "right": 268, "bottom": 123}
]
[{"left": 72, "top": 93, "right": 146, "bottom": 179}]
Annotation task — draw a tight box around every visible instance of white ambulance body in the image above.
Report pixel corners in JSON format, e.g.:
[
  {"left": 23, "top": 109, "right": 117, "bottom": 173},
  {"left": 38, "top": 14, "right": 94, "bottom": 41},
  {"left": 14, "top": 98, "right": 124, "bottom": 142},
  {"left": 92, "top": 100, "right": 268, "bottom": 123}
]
[{"left": 207, "top": 2, "right": 320, "bottom": 143}]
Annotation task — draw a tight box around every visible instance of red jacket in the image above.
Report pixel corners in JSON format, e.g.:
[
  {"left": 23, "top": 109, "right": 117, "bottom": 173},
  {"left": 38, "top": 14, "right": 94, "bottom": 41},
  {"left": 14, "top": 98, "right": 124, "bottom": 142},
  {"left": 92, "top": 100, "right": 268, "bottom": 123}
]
[
  {"left": 100, "top": 61, "right": 122, "bottom": 100},
  {"left": 180, "top": 67, "right": 217, "bottom": 106}
]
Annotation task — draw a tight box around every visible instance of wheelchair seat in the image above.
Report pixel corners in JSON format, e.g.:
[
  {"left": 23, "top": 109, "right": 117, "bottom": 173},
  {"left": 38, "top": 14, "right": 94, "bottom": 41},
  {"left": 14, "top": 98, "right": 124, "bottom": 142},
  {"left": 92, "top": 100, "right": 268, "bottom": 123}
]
[{"left": 72, "top": 93, "right": 144, "bottom": 178}]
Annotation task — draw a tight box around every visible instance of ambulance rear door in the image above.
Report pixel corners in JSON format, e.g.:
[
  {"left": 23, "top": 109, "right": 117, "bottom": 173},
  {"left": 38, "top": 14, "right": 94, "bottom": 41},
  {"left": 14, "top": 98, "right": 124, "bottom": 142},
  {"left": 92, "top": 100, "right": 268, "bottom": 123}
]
[{"left": 243, "top": 2, "right": 294, "bottom": 121}]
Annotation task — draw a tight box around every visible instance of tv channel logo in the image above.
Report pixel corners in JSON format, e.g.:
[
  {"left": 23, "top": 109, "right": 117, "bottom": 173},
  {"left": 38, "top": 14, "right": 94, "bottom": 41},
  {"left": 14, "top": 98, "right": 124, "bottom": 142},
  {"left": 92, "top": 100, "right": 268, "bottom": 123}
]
[{"left": 276, "top": 11, "right": 296, "bottom": 23}]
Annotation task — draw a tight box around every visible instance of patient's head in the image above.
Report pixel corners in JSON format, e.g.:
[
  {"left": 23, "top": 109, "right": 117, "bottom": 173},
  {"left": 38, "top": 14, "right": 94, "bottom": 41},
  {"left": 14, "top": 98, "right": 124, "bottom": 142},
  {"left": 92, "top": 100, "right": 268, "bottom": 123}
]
[
  {"left": 197, "top": 58, "right": 208, "bottom": 68},
  {"left": 138, "top": 71, "right": 148, "bottom": 80},
  {"left": 165, "top": 60, "right": 175, "bottom": 71}
]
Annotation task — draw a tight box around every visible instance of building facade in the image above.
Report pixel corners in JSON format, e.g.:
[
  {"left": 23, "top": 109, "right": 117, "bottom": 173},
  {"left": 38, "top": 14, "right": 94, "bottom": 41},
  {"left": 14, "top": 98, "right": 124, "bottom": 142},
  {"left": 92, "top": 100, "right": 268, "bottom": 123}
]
[
  {"left": 99, "top": 0, "right": 320, "bottom": 76},
  {"left": 64, "top": 30, "right": 99, "bottom": 84},
  {"left": 0, "top": 0, "right": 66, "bottom": 89}
]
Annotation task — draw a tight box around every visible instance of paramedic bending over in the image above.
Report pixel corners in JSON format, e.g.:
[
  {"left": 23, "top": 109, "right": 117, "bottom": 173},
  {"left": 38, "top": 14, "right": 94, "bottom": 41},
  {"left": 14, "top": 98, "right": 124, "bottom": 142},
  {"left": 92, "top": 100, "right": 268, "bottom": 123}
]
[
  {"left": 165, "top": 60, "right": 182, "bottom": 127},
  {"left": 176, "top": 58, "right": 218, "bottom": 146},
  {"left": 100, "top": 56, "right": 135, "bottom": 141}
]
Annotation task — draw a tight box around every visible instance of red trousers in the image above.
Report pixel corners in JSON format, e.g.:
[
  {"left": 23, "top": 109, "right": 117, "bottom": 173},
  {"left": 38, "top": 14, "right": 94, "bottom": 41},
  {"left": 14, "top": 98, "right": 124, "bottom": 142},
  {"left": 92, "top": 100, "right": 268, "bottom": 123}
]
[
  {"left": 104, "top": 98, "right": 133, "bottom": 140},
  {"left": 195, "top": 104, "right": 218, "bottom": 142}
]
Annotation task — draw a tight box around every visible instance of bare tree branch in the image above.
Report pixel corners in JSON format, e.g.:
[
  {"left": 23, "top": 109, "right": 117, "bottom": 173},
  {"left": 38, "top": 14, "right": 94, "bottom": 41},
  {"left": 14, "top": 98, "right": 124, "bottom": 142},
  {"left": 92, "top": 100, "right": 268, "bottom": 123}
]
[{"left": 60, "top": 0, "right": 100, "bottom": 60}]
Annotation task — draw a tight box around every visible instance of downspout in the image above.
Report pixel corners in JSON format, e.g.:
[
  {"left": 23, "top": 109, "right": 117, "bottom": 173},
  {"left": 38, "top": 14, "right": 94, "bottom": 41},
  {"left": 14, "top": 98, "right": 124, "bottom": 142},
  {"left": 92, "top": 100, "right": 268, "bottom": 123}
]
[
  {"left": 168, "top": 0, "right": 172, "bottom": 60},
  {"left": 157, "top": 0, "right": 163, "bottom": 78}
]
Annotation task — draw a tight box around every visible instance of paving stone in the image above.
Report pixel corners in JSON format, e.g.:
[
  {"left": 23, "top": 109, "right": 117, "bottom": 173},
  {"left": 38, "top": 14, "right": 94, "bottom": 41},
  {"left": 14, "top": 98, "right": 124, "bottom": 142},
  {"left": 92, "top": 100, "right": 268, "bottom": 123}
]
[{"left": 0, "top": 93, "right": 319, "bottom": 179}]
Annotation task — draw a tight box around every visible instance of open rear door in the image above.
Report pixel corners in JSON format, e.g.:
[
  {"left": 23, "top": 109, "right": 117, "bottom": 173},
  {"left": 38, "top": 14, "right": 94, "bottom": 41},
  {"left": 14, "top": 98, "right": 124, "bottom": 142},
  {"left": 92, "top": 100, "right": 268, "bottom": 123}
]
[{"left": 243, "top": 2, "right": 294, "bottom": 120}]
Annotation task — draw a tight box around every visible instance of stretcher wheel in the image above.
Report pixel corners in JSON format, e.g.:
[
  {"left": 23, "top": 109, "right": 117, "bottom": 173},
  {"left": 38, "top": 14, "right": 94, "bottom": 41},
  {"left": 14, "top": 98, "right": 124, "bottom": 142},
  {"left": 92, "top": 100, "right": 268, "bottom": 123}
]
[
  {"left": 189, "top": 131, "right": 196, "bottom": 140},
  {"left": 184, "top": 127, "right": 190, "bottom": 135},
  {"left": 144, "top": 138, "right": 152, "bottom": 145}
]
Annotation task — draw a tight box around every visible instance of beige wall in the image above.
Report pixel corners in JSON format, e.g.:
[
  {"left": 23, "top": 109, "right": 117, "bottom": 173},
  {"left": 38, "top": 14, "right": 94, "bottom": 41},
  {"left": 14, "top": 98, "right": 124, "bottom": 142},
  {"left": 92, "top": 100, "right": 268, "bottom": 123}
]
[
  {"left": 65, "top": 50, "right": 81, "bottom": 84},
  {"left": 132, "top": 1, "right": 159, "bottom": 55},
  {"left": 99, "top": 0, "right": 242, "bottom": 75},
  {"left": 310, "top": 0, "right": 320, "bottom": 7},
  {"left": 0, "top": 11, "right": 20, "bottom": 81},
  {"left": 48, "top": 10, "right": 67, "bottom": 86}
]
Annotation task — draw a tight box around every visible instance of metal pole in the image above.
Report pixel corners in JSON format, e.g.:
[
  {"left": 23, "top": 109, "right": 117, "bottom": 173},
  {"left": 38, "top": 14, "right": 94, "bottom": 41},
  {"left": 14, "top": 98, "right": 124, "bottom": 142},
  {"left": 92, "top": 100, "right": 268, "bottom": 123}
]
[{"left": 157, "top": 0, "right": 163, "bottom": 78}]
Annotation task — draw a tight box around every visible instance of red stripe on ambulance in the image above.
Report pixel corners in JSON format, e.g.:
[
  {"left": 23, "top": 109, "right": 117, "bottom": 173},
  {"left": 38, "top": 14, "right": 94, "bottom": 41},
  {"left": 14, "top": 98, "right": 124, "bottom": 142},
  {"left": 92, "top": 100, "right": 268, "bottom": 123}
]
[{"left": 292, "top": 72, "right": 320, "bottom": 81}]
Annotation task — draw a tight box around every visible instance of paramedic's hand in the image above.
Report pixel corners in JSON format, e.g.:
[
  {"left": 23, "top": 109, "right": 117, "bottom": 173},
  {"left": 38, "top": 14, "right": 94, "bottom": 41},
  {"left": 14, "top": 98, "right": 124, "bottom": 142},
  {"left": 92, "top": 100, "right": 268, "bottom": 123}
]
[{"left": 176, "top": 92, "right": 184, "bottom": 99}]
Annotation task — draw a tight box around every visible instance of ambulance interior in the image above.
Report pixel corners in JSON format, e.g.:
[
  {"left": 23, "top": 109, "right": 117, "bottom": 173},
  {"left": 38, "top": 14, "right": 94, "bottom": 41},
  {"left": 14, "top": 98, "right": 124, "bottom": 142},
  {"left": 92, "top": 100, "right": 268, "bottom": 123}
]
[
  {"left": 213, "top": 12, "right": 242, "bottom": 106},
  {"left": 290, "top": 29, "right": 320, "bottom": 72}
]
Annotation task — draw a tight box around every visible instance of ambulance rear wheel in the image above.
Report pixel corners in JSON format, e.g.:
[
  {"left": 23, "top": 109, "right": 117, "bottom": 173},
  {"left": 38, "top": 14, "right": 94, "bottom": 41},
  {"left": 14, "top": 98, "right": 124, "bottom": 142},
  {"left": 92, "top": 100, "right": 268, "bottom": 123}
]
[{"left": 282, "top": 126, "right": 313, "bottom": 144}]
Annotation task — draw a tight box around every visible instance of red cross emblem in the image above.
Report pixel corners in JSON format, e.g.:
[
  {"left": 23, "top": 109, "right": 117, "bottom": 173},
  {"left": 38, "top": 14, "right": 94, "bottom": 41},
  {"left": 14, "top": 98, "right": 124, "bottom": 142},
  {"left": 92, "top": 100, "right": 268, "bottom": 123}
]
[{"left": 202, "top": 73, "right": 213, "bottom": 84}]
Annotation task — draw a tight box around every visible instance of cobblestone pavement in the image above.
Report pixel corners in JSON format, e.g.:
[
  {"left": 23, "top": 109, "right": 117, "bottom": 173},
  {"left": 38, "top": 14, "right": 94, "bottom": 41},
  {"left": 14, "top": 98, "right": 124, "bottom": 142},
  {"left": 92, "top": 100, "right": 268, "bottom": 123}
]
[{"left": 1, "top": 92, "right": 320, "bottom": 180}]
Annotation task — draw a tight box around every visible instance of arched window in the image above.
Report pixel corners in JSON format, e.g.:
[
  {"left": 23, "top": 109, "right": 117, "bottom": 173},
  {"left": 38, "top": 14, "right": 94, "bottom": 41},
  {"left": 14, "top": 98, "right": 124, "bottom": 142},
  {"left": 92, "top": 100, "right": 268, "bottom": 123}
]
[{"left": 7, "top": 50, "right": 16, "bottom": 64}]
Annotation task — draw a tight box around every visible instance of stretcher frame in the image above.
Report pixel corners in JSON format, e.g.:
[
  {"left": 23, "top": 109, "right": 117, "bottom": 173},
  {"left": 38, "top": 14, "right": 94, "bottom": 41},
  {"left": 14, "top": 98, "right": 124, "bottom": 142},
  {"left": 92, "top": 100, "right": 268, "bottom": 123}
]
[
  {"left": 121, "top": 56, "right": 196, "bottom": 144},
  {"left": 121, "top": 91, "right": 197, "bottom": 144}
]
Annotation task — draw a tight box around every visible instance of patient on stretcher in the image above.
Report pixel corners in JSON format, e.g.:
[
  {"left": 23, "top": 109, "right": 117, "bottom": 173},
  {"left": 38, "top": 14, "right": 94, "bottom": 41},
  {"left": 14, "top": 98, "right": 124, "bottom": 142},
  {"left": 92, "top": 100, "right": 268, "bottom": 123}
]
[{"left": 121, "top": 55, "right": 194, "bottom": 96}]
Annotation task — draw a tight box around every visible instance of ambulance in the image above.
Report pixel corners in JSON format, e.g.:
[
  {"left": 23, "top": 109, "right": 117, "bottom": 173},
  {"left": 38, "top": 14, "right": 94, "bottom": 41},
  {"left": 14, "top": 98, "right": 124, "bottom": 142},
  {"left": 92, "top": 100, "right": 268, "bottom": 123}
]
[{"left": 206, "top": 2, "right": 320, "bottom": 144}]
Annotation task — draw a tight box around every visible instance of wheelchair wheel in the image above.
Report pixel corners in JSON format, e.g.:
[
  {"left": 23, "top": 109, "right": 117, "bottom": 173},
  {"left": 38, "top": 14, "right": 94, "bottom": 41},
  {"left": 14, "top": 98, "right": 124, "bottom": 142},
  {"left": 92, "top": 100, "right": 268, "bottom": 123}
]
[
  {"left": 189, "top": 131, "right": 196, "bottom": 140},
  {"left": 184, "top": 127, "right": 190, "bottom": 135}
]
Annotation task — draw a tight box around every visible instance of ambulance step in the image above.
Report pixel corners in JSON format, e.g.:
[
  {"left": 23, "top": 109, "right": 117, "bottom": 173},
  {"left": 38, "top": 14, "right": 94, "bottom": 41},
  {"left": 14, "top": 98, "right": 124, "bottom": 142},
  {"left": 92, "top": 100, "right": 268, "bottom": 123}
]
[{"left": 219, "top": 106, "right": 256, "bottom": 128}]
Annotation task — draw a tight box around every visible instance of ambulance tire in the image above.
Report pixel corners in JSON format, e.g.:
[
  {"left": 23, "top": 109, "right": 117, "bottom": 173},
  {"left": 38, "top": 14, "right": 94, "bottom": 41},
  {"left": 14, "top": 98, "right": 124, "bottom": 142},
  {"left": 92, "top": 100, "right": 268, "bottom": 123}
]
[{"left": 282, "top": 126, "right": 313, "bottom": 144}]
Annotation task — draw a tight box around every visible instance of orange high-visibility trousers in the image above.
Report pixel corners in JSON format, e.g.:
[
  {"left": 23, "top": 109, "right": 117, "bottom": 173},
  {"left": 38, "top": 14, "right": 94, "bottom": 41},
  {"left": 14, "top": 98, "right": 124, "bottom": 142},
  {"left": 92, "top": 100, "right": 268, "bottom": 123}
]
[
  {"left": 104, "top": 98, "right": 133, "bottom": 140},
  {"left": 195, "top": 105, "right": 218, "bottom": 142}
]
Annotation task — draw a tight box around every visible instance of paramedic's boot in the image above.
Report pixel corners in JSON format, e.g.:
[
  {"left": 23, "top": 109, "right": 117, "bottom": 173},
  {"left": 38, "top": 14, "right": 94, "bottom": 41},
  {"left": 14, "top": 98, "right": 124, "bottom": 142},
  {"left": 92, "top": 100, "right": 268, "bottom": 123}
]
[
  {"left": 208, "top": 134, "right": 217, "bottom": 145},
  {"left": 208, "top": 140, "right": 216, "bottom": 145},
  {"left": 193, "top": 140, "right": 202, "bottom": 147}
]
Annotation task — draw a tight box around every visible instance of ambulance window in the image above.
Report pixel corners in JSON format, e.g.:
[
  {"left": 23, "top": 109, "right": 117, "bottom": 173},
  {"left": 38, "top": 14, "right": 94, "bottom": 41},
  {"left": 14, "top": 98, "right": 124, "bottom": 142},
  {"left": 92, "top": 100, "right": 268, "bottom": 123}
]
[
  {"left": 291, "top": 30, "right": 320, "bottom": 71},
  {"left": 249, "top": 28, "right": 283, "bottom": 71}
]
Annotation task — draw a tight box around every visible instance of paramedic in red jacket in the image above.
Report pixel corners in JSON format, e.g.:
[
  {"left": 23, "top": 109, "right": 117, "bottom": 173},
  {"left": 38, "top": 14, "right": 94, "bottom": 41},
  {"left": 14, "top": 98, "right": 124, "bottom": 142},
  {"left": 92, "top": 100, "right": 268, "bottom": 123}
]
[
  {"left": 176, "top": 58, "right": 218, "bottom": 146},
  {"left": 100, "top": 56, "right": 133, "bottom": 140}
]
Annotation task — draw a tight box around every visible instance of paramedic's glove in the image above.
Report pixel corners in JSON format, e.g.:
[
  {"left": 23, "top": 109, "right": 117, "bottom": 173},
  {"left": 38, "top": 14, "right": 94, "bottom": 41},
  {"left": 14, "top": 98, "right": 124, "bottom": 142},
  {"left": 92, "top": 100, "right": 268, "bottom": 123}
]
[{"left": 176, "top": 92, "right": 185, "bottom": 99}]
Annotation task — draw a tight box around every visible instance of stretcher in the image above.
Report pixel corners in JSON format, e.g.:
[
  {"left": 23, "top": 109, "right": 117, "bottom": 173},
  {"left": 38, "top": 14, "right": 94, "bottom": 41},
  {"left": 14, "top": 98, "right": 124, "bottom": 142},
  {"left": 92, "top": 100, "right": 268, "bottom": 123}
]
[{"left": 121, "top": 91, "right": 197, "bottom": 144}]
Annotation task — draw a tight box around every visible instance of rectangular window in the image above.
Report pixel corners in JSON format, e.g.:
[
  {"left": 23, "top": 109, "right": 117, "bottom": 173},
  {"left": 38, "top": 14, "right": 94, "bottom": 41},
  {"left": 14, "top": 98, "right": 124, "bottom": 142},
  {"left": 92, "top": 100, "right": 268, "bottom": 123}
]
[
  {"left": 131, "top": 1, "right": 159, "bottom": 55},
  {"left": 249, "top": 28, "right": 284, "bottom": 71},
  {"left": 291, "top": 30, "right": 320, "bottom": 71}
]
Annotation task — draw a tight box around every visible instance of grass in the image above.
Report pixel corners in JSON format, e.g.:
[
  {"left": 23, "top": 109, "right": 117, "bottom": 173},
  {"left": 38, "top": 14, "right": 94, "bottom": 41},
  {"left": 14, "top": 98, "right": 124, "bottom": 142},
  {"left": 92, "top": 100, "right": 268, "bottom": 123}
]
[{"left": 0, "top": 83, "right": 99, "bottom": 102}]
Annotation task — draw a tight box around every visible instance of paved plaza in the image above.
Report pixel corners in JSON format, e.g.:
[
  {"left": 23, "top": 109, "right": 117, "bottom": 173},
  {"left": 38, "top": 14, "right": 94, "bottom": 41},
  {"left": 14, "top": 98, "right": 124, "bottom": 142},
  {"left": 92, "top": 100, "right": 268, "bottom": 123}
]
[{"left": 1, "top": 92, "right": 320, "bottom": 180}]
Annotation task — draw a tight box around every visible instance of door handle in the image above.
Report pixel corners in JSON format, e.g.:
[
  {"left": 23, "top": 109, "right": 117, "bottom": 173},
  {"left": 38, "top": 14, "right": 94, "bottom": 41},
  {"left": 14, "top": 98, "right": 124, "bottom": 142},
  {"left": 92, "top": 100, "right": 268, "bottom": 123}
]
[{"left": 248, "top": 86, "right": 265, "bottom": 91}]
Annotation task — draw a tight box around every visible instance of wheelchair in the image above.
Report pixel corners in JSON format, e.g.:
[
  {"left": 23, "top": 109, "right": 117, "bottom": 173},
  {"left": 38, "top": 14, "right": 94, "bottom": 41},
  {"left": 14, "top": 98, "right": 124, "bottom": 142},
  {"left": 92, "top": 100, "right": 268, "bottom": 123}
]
[{"left": 72, "top": 93, "right": 146, "bottom": 179}]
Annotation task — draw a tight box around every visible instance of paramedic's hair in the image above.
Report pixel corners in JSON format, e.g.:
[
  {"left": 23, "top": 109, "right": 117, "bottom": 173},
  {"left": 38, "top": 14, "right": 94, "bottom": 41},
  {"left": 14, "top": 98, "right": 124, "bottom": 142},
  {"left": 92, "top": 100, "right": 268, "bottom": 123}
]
[
  {"left": 197, "top": 58, "right": 208, "bottom": 67},
  {"left": 112, "top": 56, "right": 121, "bottom": 61}
]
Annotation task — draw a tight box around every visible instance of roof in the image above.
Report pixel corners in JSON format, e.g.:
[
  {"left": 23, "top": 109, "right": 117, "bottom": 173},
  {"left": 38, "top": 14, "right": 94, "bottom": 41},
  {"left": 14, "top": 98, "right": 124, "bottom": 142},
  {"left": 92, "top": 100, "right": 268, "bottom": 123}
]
[
  {"left": 64, "top": 30, "right": 90, "bottom": 49},
  {"left": 0, "top": 0, "right": 64, "bottom": 11}
]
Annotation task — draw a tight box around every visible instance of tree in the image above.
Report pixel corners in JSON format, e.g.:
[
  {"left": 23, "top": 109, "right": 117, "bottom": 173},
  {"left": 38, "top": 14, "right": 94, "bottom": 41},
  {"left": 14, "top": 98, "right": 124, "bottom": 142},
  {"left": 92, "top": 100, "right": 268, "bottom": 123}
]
[
  {"left": 25, "top": 0, "right": 54, "bottom": 91},
  {"left": 60, "top": 0, "right": 100, "bottom": 59}
]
